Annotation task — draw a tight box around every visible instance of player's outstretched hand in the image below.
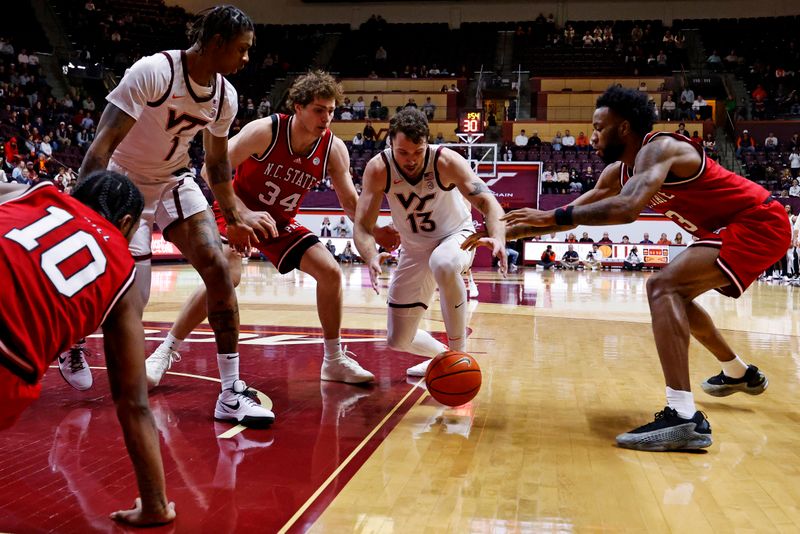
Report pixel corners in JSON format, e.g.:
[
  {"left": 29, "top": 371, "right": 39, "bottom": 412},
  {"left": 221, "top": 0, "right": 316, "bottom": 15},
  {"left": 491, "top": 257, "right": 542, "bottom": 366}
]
[
  {"left": 461, "top": 230, "right": 488, "bottom": 251},
  {"left": 226, "top": 221, "right": 257, "bottom": 254},
  {"left": 367, "top": 252, "right": 392, "bottom": 294},
  {"left": 373, "top": 224, "right": 401, "bottom": 251},
  {"left": 501, "top": 208, "right": 551, "bottom": 227},
  {"left": 242, "top": 208, "right": 278, "bottom": 241},
  {"left": 110, "top": 497, "right": 176, "bottom": 527}
]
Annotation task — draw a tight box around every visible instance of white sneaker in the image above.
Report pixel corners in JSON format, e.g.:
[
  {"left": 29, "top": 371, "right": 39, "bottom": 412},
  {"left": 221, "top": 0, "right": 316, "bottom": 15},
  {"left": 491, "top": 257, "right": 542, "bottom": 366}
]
[
  {"left": 468, "top": 282, "right": 479, "bottom": 299},
  {"left": 321, "top": 347, "right": 375, "bottom": 384},
  {"left": 57, "top": 345, "right": 93, "bottom": 391},
  {"left": 215, "top": 380, "right": 275, "bottom": 428},
  {"left": 406, "top": 359, "right": 431, "bottom": 377},
  {"left": 145, "top": 346, "right": 181, "bottom": 388}
]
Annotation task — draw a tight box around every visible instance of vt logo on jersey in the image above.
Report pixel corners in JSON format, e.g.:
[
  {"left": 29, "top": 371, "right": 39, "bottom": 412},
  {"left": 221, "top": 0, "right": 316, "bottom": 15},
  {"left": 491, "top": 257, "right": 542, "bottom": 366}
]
[
  {"left": 165, "top": 108, "right": 210, "bottom": 134},
  {"left": 395, "top": 192, "right": 436, "bottom": 233}
]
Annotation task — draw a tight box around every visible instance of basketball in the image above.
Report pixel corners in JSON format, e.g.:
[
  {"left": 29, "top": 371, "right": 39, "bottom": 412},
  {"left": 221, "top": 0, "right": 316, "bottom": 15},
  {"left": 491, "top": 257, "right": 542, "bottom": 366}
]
[{"left": 424, "top": 350, "right": 482, "bottom": 407}]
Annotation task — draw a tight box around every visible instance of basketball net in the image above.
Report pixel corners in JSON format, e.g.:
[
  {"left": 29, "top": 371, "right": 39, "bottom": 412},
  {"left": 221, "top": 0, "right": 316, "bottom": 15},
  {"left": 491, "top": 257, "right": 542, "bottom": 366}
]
[{"left": 441, "top": 133, "right": 498, "bottom": 178}]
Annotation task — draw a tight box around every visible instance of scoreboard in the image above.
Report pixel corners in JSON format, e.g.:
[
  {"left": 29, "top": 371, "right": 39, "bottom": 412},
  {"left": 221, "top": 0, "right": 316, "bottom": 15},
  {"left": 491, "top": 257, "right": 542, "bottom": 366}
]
[{"left": 459, "top": 109, "right": 484, "bottom": 134}]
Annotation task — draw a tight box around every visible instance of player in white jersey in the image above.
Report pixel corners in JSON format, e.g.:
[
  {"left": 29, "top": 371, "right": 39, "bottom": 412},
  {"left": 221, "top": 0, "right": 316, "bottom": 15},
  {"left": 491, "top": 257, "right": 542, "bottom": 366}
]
[
  {"left": 68, "top": 6, "right": 274, "bottom": 427},
  {"left": 354, "top": 109, "right": 507, "bottom": 376}
]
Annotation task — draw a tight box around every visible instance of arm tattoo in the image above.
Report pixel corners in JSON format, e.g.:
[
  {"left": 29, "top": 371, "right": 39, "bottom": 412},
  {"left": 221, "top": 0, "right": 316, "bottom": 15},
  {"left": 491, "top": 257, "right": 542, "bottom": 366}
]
[{"left": 468, "top": 179, "right": 490, "bottom": 196}]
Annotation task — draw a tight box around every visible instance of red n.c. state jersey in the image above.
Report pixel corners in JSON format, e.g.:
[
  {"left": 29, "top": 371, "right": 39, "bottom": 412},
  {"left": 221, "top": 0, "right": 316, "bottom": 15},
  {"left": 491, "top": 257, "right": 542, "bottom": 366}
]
[
  {"left": 0, "top": 183, "right": 136, "bottom": 383},
  {"left": 621, "top": 131, "right": 770, "bottom": 237},
  {"left": 233, "top": 113, "right": 334, "bottom": 227}
]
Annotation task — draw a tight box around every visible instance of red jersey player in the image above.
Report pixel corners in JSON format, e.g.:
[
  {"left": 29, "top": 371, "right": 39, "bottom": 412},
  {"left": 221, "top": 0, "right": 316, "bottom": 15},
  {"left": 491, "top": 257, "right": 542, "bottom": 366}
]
[
  {"left": 0, "top": 172, "right": 175, "bottom": 527},
  {"left": 466, "top": 86, "right": 790, "bottom": 452},
  {"left": 145, "top": 71, "right": 400, "bottom": 400}
]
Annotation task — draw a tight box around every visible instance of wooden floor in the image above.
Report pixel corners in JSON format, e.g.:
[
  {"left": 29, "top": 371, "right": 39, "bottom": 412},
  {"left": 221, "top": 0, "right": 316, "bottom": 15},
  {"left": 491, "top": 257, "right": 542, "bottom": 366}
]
[{"left": 146, "top": 263, "right": 800, "bottom": 533}]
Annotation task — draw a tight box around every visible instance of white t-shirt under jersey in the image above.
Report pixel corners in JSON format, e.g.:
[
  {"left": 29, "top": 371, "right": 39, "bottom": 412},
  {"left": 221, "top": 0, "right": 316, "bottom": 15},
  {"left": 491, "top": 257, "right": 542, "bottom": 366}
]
[
  {"left": 382, "top": 145, "right": 473, "bottom": 250},
  {"left": 108, "top": 50, "right": 237, "bottom": 182}
]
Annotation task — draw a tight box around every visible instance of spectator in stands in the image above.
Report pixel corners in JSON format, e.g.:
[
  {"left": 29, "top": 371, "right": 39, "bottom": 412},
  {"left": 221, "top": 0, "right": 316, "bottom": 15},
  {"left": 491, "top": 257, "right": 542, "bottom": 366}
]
[
  {"left": 736, "top": 130, "right": 756, "bottom": 158},
  {"left": 561, "top": 244, "right": 582, "bottom": 269},
  {"left": 661, "top": 95, "right": 676, "bottom": 121},
  {"left": 677, "top": 96, "right": 693, "bottom": 120},
  {"left": 421, "top": 97, "right": 436, "bottom": 120},
  {"left": 579, "top": 231, "right": 594, "bottom": 243},
  {"left": 552, "top": 131, "right": 563, "bottom": 151},
  {"left": 353, "top": 96, "right": 366, "bottom": 119},
  {"left": 556, "top": 165, "right": 570, "bottom": 193},
  {"left": 0, "top": 161, "right": 7, "bottom": 183},
  {"left": 257, "top": 96, "right": 271, "bottom": 118},
  {"left": 363, "top": 120, "right": 376, "bottom": 149},
  {"left": 790, "top": 133, "right": 800, "bottom": 152},
  {"left": 575, "top": 131, "right": 589, "bottom": 151},
  {"left": 38, "top": 135, "right": 53, "bottom": 157},
  {"left": 367, "top": 70, "right": 378, "bottom": 79},
  {"left": 706, "top": 50, "right": 722, "bottom": 67},
  {"left": 507, "top": 98, "right": 517, "bottom": 121},
  {"left": 539, "top": 245, "right": 557, "bottom": 270},
  {"left": 640, "top": 233, "right": 654, "bottom": 244},
  {"left": 334, "top": 216, "right": 352, "bottom": 238},
  {"left": 515, "top": 129, "right": 528, "bottom": 147},
  {"left": 320, "top": 217, "right": 333, "bottom": 237},
  {"left": 340, "top": 241, "right": 355, "bottom": 263},
  {"left": 541, "top": 165, "right": 555, "bottom": 193},
  {"left": 566, "top": 233, "right": 577, "bottom": 243},
  {"left": 369, "top": 96, "right": 382, "bottom": 119},
  {"left": 528, "top": 131, "right": 542, "bottom": 147},
  {"left": 11, "top": 160, "right": 25, "bottom": 183},
  {"left": 680, "top": 85, "right": 695, "bottom": 105},
  {"left": 375, "top": 46, "right": 387, "bottom": 70},
  {"left": 703, "top": 133, "right": 717, "bottom": 159},
  {"left": 433, "top": 132, "right": 445, "bottom": 144},
  {"left": 447, "top": 84, "right": 459, "bottom": 93},
  {"left": 657, "top": 50, "right": 668, "bottom": 69},
  {"left": 692, "top": 95, "right": 708, "bottom": 118},
  {"left": 585, "top": 244, "right": 602, "bottom": 270},
  {"left": 619, "top": 235, "right": 629, "bottom": 244},
  {"left": 598, "top": 232, "right": 612, "bottom": 244},
  {"left": 623, "top": 247, "right": 643, "bottom": 271},
  {"left": 690, "top": 131, "right": 702, "bottom": 145},
  {"left": 657, "top": 233, "right": 672, "bottom": 245},
  {"left": 352, "top": 133, "right": 364, "bottom": 147},
  {"left": 325, "top": 239, "right": 336, "bottom": 257},
  {"left": 340, "top": 108, "right": 353, "bottom": 121},
  {"left": 674, "top": 232, "right": 684, "bottom": 245},
  {"left": 675, "top": 122, "right": 689, "bottom": 137},
  {"left": 562, "top": 130, "right": 576, "bottom": 150},
  {"left": 764, "top": 132, "right": 779, "bottom": 152},
  {"left": 790, "top": 147, "right": 800, "bottom": 178},
  {"left": 790, "top": 180, "right": 800, "bottom": 198},
  {"left": 724, "top": 49, "right": 739, "bottom": 67}
]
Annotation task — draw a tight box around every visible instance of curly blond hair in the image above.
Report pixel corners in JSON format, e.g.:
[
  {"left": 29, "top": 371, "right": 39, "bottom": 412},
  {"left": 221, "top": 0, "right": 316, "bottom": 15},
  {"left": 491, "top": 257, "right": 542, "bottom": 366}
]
[{"left": 286, "top": 70, "right": 343, "bottom": 109}]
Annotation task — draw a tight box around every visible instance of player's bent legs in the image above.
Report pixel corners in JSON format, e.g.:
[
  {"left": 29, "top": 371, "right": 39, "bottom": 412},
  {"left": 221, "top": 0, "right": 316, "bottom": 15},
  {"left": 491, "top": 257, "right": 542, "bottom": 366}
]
[
  {"left": 167, "top": 210, "right": 239, "bottom": 356},
  {"left": 387, "top": 305, "right": 447, "bottom": 357},
  {"left": 298, "top": 243, "right": 344, "bottom": 340},
  {"left": 685, "top": 301, "right": 737, "bottom": 363},
  {"left": 429, "top": 237, "right": 472, "bottom": 353},
  {"left": 646, "top": 246, "right": 730, "bottom": 392}
]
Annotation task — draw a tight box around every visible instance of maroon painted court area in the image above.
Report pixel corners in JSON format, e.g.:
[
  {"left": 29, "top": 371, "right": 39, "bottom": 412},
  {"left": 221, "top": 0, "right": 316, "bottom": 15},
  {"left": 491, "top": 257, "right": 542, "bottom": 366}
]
[{"left": 0, "top": 323, "right": 430, "bottom": 533}]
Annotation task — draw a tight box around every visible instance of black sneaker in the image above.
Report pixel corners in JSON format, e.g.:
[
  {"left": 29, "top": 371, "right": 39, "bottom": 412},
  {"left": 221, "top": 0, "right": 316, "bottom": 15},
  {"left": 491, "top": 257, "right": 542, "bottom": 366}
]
[
  {"left": 701, "top": 364, "right": 768, "bottom": 397},
  {"left": 616, "top": 407, "right": 712, "bottom": 452}
]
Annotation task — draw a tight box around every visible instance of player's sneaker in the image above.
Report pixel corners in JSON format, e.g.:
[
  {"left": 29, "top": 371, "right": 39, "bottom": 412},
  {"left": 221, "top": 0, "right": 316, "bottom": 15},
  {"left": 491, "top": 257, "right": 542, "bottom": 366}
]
[
  {"left": 215, "top": 380, "right": 275, "bottom": 428},
  {"left": 145, "top": 346, "right": 181, "bottom": 388},
  {"left": 406, "top": 359, "right": 430, "bottom": 377},
  {"left": 57, "top": 345, "right": 93, "bottom": 391},
  {"left": 616, "top": 407, "right": 712, "bottom": 452},
  {"left": 321, "top": 347, "right": 375, "bottom": 384},
  {"left": 701, "top": 364, "right": 768, "bottom": 397},
  {"left": 467, "top": 280, "right": 479, "bottom": 299}
]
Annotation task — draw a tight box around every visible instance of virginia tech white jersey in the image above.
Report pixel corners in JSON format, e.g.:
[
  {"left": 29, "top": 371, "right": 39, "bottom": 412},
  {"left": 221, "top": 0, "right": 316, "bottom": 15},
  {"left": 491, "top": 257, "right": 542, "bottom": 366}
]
[
  {"left": 107, "top": 50, "right": 237, "bottom": 182},
  {"left": 381, "top": 145, "right": 473, "bottom": 250}
]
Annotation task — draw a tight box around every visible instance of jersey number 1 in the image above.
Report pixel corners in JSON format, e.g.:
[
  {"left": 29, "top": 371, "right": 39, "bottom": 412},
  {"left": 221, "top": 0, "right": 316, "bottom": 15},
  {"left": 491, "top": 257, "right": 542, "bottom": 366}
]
[{"left": 5, "top": 206, "right": 108, "bottom": 297}]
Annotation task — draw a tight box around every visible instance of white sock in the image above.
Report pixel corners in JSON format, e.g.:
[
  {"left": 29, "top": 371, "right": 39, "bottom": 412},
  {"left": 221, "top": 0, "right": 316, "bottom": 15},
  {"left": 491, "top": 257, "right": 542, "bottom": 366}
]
[
  {"left": 720, "top": 355, "right": 748, "bottom": 379},
  {"left": 323, "top": 338, "right": 342, "bottom": 360},
  {"left": 448, "top": 336, "right": 466, "bottom": 353},
  {"left": 666, "top": 386, "right": 696, "bottom": 419},
  {"left": 217, "top": 353, "right": 239, "bottom": 390},
  {"left": 409, "top": 329, "right": 448, "bottom": 357},
  {"left": 162, "top": 332, "right": 183, "bottom": 353}
]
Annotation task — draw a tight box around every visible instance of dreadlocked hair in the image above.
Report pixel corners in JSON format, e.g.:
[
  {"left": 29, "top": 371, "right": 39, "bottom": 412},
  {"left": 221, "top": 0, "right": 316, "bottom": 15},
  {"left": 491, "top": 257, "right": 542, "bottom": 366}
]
[
  {"left": 187, "top": 5, "right": 254, "bottom": 51},
  {"left": 72, "top": 171, "right": 144, "bottom": 228},
  {"left": 596, "top": 85, "right": 655, "bottom": 138}
]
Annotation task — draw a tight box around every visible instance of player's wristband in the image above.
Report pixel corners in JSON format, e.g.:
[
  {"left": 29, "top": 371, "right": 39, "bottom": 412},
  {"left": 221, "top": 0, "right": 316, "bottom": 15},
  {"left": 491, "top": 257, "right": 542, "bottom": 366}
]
[{"left": 554, "top": 205, "right": 574, "bottom": 226}]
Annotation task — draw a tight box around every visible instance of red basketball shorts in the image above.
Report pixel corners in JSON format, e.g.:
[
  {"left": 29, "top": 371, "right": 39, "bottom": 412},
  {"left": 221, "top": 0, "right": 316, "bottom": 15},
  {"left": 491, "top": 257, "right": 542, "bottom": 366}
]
[
  {"left": 212, "top": 202, "right": 319, "bottom": 274},
  {"left": 691, "top": 200, "right": 791, "bottom": 298}
]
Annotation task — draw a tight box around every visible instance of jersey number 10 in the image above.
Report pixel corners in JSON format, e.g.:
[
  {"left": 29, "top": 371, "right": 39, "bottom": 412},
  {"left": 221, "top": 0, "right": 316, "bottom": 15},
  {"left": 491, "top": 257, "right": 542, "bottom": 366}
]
[{"left": 5, "top": 206, "right": 108, "bottom": 297}]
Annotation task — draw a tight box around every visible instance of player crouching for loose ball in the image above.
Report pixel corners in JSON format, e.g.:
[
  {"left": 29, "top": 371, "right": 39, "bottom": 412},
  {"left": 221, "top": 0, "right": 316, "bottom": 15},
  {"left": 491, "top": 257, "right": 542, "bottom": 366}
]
[
  {"left": 0, "top": 172, "right": 175, "bottom": 526},
  {"left": 464, "top": 86, "right": 788, "bottom": 452}
]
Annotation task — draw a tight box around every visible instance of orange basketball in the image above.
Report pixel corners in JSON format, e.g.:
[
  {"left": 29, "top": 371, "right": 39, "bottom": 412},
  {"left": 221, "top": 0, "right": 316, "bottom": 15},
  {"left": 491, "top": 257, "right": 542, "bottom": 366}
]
[{"left": 424, "top": 350, "right": 482, "bottom": 407}]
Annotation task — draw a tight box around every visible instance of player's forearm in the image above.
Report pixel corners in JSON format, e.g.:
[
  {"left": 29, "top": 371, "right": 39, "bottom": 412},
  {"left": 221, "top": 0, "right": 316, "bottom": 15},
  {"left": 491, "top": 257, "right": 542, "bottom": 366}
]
[
  {"left": 206, "top": 160, "right": 241, "bottom": 224},
  {"left": 79, "top": 147, "right": 111, "bottom": 179},
  {"left": 115, "top": 403, "right": 170, "bottom": 514},
  {"left": 354, "top": 223, "right": 378, "bottom": 263},
  {"left": 476, "top": 196, "right": 507, "bottom": 243},
  {"left": 508, "top": 223, "right": 576, "bottom": 240}
]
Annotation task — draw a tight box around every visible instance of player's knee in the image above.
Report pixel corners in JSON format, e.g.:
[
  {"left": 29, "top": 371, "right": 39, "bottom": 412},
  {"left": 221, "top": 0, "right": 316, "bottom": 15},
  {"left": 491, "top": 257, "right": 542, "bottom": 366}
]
[
  {"left": 196, "top": 249, "right": 232, "bottom": 284},
  {"left": 646, "top": 273, "right": 674, "bottom": 301},
  {"left": 429, "top": 255, "right": 460, "bottom": 281}
]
